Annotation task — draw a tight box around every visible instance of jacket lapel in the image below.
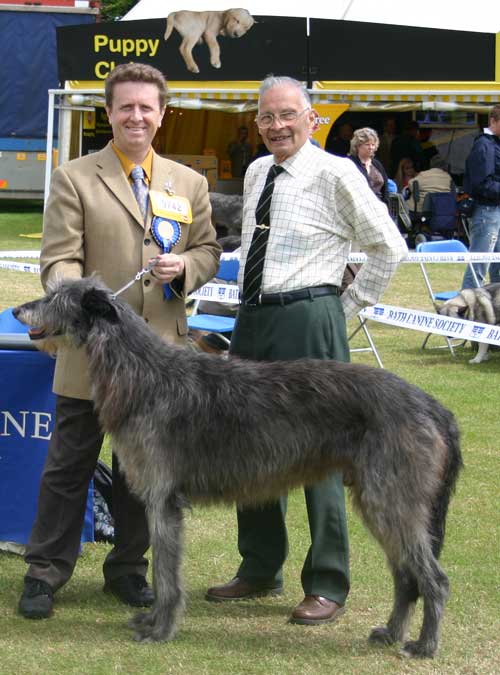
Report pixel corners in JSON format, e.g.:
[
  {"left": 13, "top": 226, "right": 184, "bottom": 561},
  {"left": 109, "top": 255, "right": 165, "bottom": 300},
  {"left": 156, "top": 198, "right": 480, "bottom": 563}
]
[
  {"left": 96, "top": 142, "right": 144, "bottom": 227},
  {"left": 150, "top": 152, "right": 174, "bottom": 196}
]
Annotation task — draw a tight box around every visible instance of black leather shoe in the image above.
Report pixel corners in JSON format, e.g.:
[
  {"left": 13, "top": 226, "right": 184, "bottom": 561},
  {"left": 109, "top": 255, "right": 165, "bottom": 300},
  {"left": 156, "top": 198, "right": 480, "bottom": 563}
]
[
  {"left": 103, "top": 574, "right": 154, "bottom": 607},
  {"left": 18, "top": 577, "right": 54, "bottom": 619},
  {"left": 205, "top": 576, "right": 283, "bottom": 602}
]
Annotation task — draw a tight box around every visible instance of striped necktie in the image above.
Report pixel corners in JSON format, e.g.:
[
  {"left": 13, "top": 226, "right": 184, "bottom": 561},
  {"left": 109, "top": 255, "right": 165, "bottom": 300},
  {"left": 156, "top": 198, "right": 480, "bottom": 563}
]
[
  {"left": 130, "top": 165, "right": 149, "bottom": 221},
  {"left": 242, "top": 164, "right": 284, "bottom": 304}
]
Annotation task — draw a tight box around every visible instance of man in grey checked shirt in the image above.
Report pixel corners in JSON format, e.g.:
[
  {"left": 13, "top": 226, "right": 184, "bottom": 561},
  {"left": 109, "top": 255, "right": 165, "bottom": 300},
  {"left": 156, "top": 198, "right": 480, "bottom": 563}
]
[{"left": 206, "top": 76, "right": 407, "bottom": 625}]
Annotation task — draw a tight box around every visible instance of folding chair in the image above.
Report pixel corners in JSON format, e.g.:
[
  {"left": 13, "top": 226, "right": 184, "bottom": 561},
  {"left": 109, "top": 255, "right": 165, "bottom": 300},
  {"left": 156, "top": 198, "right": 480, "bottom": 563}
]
[
  {"left": 187, "top": 257, "right": 239, "bottom": 347},
  {"left": 348, "top": 316, "right": 384, "bottom": 368},
  {"left": 416, "top": 239, "right": 480, "bottom": 355}
]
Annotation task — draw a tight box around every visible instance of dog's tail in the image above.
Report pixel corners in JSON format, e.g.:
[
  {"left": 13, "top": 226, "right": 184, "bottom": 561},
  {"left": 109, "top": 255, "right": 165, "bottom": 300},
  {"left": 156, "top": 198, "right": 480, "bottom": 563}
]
[
  {"left": 164, "top": 14, "right": 175, "bottom": 41},
  {"left": 429, "top": 410, "right": 463, "bottom": 559}
]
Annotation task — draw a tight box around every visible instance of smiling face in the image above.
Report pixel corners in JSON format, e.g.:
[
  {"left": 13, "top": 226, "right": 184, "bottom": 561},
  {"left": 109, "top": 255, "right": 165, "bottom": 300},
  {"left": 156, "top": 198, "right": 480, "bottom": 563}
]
[
  {"left": 257, "top": 84, "right": 315, "bottom": 164},
  {"left": 105, "top": 81, "right": 166, "bottom": 163}
]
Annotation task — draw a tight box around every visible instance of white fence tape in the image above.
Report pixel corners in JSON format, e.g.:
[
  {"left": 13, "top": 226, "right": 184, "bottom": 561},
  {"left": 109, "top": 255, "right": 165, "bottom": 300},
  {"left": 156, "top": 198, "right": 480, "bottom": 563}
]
[
  {"left": 3, "top": 250, "right": 500, "bottom": 267},
  {"left": 360, "top": 304, "right": 500, "bottom": 346},
  {"left": 2, "top": 249, "right": 500, "bottom": 347}
]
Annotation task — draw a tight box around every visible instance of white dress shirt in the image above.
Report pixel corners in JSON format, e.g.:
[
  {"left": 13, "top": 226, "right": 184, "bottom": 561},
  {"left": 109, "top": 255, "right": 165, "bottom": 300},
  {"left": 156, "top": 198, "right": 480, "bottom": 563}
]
[{"left": 239, "top": 141, "right": 408, "bottom": 320}]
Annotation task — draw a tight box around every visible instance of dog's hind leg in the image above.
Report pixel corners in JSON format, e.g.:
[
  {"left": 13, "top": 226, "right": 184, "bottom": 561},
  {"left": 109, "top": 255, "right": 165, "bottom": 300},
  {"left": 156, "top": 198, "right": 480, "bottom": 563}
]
[
  {"left": 130, "top": 493, "right": 185, "bottom": 642},
  {"left": 179, "top": 37, "right": 201, "bottom": 73},
  {"left": 400, "top": 548, "right": 449, "bottom": 659},
  {"left": 369, "top": 562, "right": 419, "bottom": 647}
]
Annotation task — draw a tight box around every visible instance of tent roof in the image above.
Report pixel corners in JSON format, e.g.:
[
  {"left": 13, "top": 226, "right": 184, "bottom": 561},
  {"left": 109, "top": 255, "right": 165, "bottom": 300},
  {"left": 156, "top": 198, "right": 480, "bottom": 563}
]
[{"left": 122, "top": 0, "right": 500, "bottom": 34}]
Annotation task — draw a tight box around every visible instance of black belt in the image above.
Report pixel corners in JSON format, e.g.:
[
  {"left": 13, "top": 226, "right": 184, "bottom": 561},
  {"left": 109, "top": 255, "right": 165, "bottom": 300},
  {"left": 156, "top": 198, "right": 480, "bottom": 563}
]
[{"left": 243, "top": 285, "right": 340, "bottom": 306}]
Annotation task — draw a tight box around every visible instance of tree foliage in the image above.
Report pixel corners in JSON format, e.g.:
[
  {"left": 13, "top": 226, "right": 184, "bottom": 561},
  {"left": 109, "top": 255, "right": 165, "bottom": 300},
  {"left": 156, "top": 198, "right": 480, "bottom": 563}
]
[{"left": 100, "top": 0, "right": 137, "bottom": 21}]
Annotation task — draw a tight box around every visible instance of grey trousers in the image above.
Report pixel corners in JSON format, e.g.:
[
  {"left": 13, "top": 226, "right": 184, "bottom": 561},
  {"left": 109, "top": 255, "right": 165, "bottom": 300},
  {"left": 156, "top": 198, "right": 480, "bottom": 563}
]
[{"left": 230, "top": 294, "right": 351, "bottom": 604}]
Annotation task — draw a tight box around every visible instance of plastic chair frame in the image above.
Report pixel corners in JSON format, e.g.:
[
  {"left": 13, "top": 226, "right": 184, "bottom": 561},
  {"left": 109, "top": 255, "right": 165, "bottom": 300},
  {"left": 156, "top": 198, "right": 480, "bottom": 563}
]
[
  {"left": 416, "top": 239, "right": 480, "bottom": 356},
  {"left": 188, "top": 258, "right": 239, "bottom": 346},
  {"left": 348, "top": 316, "right": 384, "bottom": 368}
]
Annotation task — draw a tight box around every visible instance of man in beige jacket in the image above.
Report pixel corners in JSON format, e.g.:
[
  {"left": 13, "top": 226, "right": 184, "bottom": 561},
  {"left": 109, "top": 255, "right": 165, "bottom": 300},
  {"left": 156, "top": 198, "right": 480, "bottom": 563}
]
[{"left": 18, "top": 62, "right": 220, "bottom": 619}]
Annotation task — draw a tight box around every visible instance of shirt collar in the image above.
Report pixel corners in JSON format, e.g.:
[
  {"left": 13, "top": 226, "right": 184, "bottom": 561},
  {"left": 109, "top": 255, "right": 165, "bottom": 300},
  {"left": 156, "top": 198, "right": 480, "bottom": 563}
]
[
  {"left": 111, "top": 142, "right": 153, "bottom": 182},
  {"left": 275, "top": 140, "right": 316, "bottom": 178}
]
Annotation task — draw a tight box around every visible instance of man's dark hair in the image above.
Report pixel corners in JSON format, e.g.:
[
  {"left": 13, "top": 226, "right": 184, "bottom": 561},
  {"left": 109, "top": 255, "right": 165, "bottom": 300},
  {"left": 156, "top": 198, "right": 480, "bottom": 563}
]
[
  {"left": 105, "top": 62, "right": 168, "bottom": 109},
  {"left": 489, "top": 104, "right": 500, "bottom": 122}
]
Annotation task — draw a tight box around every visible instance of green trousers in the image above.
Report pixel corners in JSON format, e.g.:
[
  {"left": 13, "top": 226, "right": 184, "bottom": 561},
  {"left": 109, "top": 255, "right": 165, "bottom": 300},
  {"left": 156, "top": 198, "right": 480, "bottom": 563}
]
[{"left": 230, "top": 294, "right": 350, "bottom": 604}]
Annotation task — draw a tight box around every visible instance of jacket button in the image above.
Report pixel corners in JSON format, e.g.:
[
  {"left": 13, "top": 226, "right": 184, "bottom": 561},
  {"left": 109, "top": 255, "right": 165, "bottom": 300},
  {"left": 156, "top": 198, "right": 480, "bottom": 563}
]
[
  {"left": 144, "top": 238, "right": 151, "bottom": 245},
  {"left": 144, "top": 279, "right": 151, "bottom": 287}
]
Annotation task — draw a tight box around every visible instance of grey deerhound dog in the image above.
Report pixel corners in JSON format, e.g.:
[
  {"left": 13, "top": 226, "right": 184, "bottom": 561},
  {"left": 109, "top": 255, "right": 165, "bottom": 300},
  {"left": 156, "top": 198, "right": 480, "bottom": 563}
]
[{"left": 13, "top": 277, "right": 462, "bottom": 658}]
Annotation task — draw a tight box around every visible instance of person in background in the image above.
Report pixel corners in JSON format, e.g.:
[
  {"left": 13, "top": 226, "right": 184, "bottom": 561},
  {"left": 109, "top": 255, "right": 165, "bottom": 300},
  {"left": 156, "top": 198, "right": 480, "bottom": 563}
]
[
  {"left": 227, "top": 125, "right": 253, "bottom": 178},
  {"left": 325, "top": 121, "right": 354, "bottom": 157},
  {"left": 419, "top": 127, "right": 439, "bottom": 170},
  {"left": 17, "top": 62, "right": 221, "bottom": 620},
  {"left": 406, "top": 155, "right": 454, "bottom": 214},
  {"left": 391, "top": 120, "right": 423, "bottom": 176},
  {"left": 377, "top": 115, "right": 398, "bottom": 175},
  {"left": 462, "top": 103, "right": 500, "bottom": 288},
  {"left": 205, "top": 75, "right": 407, "bottom": 626},
  {"left": 348, "top": 127, "right": 389, "bottom": 204},
  {"left": 394, "top": 157, "right": 417, "bottom": 192}
]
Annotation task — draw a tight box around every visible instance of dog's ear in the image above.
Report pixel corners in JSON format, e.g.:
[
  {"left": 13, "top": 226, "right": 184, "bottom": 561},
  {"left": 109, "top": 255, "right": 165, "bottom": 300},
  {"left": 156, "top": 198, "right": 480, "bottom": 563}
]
[{"left": 81, "top": 288, "right": 119, "bottom": 323}]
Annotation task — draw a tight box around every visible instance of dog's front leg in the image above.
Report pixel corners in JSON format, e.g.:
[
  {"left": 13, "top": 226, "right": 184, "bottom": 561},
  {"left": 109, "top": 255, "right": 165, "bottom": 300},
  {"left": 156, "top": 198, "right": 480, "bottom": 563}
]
[
  {"left": 203, "top": 31, "right": 221, "bottom": 68},
  {"left": 130, "top": 493, "right": 185, "bottom": 642},
  {"left": 469, "top": 342, "right": 489, "bottom": 364}
]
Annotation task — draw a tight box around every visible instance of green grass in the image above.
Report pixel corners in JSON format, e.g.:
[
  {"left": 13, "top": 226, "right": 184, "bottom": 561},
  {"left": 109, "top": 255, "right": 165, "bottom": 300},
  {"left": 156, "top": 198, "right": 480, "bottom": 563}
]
[{"left": 1, "top": 209, "right": 499, "bottom": 674}]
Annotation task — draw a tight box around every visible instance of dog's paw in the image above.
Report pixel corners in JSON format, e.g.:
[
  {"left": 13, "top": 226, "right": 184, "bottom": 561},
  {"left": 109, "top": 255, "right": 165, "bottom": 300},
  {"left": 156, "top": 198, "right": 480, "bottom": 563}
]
[
  {"left": 129, "top": 611, "right": 154, "bottom": 629},
  {"left": 211, "top": 60, "right": 221, "bottom": 68},
  {"left": 187, "top": 65, "right": 200, "bottom": 74},
  {"left": 400, "top": 639, "right": 436, "bottom": 659},
  {"left": 368, "top": 625, "right": 396, "bottom": 646},
  {"left": 130, "top": 610, "right": 177, "bottom": 643},
  {"left": 469, "top": 355, "right": 486, "bottom": 364}
]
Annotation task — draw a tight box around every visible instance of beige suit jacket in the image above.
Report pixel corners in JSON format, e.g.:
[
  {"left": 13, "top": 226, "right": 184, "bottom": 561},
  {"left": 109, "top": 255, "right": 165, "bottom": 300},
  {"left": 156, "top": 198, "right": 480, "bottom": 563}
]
[{"left": 40, "top": 142, "right": 220, "bottom": 399}]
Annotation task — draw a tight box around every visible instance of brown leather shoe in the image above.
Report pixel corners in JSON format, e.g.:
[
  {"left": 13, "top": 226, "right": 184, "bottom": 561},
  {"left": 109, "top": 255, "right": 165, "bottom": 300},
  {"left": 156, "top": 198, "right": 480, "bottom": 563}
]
[
  {"left": 205, "top": 576, "right": 283, "bottom": 602},
  {"left": 289, "top": 595, "right": 345, "bottom": 625}
]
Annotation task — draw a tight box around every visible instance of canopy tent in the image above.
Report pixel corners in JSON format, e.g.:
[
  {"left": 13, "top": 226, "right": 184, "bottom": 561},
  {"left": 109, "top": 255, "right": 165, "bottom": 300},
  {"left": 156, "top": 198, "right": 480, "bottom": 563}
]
[{"left": 47, "top": 6, "right": 500, "bottom": 197}]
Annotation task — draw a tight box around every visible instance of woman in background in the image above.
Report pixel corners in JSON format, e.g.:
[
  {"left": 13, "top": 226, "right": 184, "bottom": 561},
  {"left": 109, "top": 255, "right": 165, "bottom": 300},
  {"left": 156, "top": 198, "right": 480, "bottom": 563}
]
[{"left": 349, "top": 127, "right": 389, "bottom": 204}]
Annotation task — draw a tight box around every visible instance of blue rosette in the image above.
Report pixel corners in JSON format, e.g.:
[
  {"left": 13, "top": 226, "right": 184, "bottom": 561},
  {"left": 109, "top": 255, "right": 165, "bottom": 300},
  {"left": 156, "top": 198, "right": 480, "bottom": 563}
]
[{"left": 151, "top": 216, "right": 182, "bottom": 299}]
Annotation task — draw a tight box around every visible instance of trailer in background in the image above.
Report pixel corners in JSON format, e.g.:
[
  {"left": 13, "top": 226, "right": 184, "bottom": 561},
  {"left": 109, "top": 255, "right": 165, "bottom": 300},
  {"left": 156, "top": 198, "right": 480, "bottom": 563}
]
[{"left": 0, "top": 2, "right": 98, "bottom": 200}]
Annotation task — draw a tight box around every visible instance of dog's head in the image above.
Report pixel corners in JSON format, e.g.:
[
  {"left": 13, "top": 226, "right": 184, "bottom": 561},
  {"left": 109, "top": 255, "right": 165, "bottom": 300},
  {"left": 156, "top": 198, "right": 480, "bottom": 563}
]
[
  {"left": 12, "top": 276, "right": 120, "bottom": 351},
  {"left": 222, "top": 8, "right": 255, "bottom": 38},
  {"left": 438, "top": 293, "right": 470, "bottom": 320}
]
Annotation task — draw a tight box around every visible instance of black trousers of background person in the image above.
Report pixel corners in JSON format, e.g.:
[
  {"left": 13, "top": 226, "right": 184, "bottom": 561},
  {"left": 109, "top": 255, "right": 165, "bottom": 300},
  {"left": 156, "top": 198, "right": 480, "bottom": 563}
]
[
  {"left": 230, "top": 294, "right": 351, "bottom": 606},
  {"left": 24, "top": 395, "right": 149, "bottom": 592}
]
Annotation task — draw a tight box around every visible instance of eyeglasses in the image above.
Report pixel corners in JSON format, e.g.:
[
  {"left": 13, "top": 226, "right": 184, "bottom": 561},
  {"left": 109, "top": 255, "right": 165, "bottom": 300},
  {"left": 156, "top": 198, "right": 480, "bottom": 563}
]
[{"left": 255, "top": 107, "right": 311, "bottom": 129}]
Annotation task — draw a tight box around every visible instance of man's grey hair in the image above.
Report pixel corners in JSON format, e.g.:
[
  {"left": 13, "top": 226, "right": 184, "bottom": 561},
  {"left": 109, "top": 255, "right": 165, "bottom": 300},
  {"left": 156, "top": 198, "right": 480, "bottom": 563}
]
[
  {"left": 258, "top": 75, "right": 311, "bottom": 111},
  {"left": 429, "top": 155, "right": 448, "bottom": 171}
]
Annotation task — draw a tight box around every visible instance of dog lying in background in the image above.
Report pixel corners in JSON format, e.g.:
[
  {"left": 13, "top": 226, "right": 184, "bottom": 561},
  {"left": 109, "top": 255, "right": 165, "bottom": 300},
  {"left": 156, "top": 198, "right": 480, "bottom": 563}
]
[
  {"left": 209, "top": 192, "right": 243, "bottom": 236},
  {"left": 164, "top": 8, "right": 256, "bottom": 73},
  {"left": 439, "top": 282, "right": 500, "bottom": 363}
]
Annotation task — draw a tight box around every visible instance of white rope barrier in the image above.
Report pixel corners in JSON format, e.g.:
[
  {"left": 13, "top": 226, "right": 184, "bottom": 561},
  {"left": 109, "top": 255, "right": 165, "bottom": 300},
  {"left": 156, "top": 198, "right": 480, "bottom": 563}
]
[
  {"left": 3, "top": 250, "right": 500, "bottom": 266},
  {"left": 360, "top": 304, "right": 500, "bottom": 346},
  {"left": 2, "top": 249, "right": 500, "bottom": 347}
]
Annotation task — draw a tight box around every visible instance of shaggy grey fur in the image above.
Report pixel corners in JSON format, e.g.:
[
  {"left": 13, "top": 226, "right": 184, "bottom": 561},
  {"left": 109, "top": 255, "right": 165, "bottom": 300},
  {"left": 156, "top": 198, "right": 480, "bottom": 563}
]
[
  {"left": 209, "top": 192, "right": 243, "bottom": 235},
  {"left": 13, "top": 277, "right": 463, "bottom": 657}
]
